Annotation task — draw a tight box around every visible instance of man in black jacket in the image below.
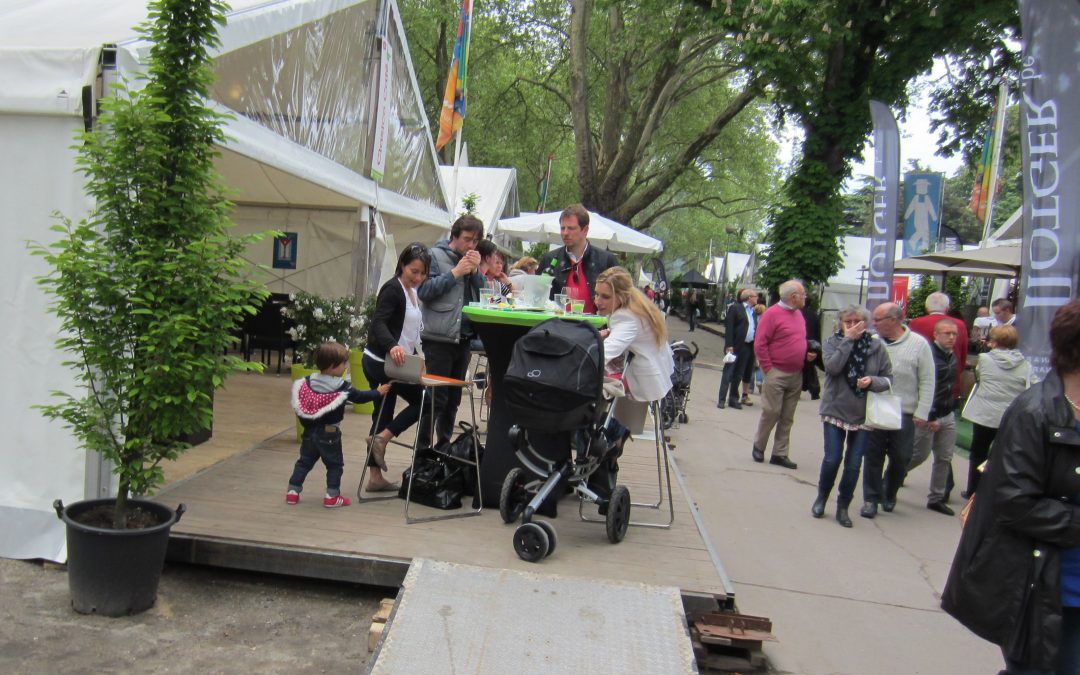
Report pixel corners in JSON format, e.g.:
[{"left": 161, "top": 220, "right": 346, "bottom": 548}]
[
  {"left": 537, "top": 204, "right": 618, "bottom": 314},
  {"left": 718, "top": 288, "right": 757, "bottom": 409},
  {"left": 907, "top": 318, "right": 958, "bottom": 515}
]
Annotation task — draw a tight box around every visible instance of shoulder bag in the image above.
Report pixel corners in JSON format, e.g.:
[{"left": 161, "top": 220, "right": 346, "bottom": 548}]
[{"left": 865, "top": 383, "right": 903, "bottom": 430}]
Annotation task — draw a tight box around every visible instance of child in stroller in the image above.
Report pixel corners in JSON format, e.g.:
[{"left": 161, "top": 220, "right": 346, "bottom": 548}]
[{"left": 499, "top": 317, "right": 632, "bottom": 562}]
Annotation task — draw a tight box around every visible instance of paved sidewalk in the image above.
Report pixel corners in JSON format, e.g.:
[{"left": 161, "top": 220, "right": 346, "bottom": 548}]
[{"left": 663, "top": 315, "right": 1002, "bottom": 674}]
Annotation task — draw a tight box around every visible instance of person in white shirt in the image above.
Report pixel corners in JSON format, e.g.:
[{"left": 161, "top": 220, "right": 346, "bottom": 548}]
[{"left": 991, "top": 298, "right": 1017, "bottom": 327}]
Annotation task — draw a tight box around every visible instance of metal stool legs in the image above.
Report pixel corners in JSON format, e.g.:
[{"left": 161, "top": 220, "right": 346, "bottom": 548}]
[
  {"left": 357, "top": 378, "right": 483, "bottom": 523},
  {"left": 578, "top": 399, "right": 674, "bottom": 529}
]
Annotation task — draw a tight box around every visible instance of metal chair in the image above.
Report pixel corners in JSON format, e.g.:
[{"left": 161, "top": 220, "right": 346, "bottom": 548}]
[{"left": 356, "top": 361, "right": 483, "bottom": 524}]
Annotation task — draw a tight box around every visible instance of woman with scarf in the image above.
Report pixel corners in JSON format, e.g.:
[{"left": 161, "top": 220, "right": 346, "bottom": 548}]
[{"left": 812, "top": 305, "right": 893, "bottom": 527}]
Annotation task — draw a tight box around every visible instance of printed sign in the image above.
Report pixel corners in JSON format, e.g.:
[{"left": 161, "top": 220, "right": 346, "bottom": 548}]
[
  {"left": 273, "top": 233, "right": 298, "bottom": 270},
  {"left": 902, "top": 172, "right": 943, "bottom": 257}
]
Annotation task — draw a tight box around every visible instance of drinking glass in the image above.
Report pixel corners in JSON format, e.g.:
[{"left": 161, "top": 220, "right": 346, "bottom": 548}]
[{"left": 554, "top": 293, "right": 568, "bottom": 314}]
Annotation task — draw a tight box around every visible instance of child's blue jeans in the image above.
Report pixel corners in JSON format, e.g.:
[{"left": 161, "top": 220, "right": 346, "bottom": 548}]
[{"left": 288, "top": 424, "right": 345, "bottom": 496}]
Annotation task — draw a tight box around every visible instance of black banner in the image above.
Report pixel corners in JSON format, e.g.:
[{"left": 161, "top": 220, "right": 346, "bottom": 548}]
[
  {"left": 1018, "top": 0, "right": 1080, "bottom": 381},
  {"left": 650, "top": 257, "right": 669, "bottom": 293},
  {"left": 867, "top": 100, "right": 900, "bottom": 311}
]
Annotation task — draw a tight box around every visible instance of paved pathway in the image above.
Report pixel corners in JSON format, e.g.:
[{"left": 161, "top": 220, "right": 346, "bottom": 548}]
[{"left": 662, "top": 314, "right": 1002, "bottom": 674}]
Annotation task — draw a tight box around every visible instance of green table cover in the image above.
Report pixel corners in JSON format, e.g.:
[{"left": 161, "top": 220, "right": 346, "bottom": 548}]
[{"left": 463, "top": 305, "right": 607, "bottom": 328}]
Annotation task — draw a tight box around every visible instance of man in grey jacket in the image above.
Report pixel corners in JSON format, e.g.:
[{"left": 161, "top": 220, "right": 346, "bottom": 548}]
[
  {"left": 860, "top": 302, "right": 935, "bottom": 518},
  {"left": 417, "top": 215, "right": 486, "bottom": 447}
]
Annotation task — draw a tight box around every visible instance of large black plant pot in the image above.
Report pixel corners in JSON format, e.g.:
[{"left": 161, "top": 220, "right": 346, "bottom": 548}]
[{"left": 53, "top": 498, "right": 185, "bottom": 617}]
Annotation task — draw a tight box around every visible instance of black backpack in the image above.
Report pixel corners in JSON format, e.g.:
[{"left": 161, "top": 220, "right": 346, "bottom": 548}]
[{"left": 504, "top": 318, "right": 604, "bottom": 431}]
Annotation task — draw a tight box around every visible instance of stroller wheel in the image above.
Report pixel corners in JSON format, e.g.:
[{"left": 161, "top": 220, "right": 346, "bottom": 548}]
[
  {"left": 513, "top": 522, "right": 550, "bottom": 562},
  {"left": 679, "top": 411, "right": 688, "bottom": 424},
  {"left": 605, "top": 485, "right": 631, "bottom": 543},
  {"left": 499, "top": 468, "right": 529, "bottom": 524},
  {"left": 535, "top": 520, "right": 557, "bottom": 557}
]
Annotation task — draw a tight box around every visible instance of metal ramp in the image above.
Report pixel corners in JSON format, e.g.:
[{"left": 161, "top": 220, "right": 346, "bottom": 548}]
[{"left": 369, "top": 558, "right": 697, "bottom": 674}]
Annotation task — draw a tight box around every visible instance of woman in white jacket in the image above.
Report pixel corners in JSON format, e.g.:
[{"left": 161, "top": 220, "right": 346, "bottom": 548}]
[
  {"left": 961, "top": 324, "right": 1032, "bottom": 497},
  {"left": 594, "top": 266, "right": 675, "bottom": 406}
]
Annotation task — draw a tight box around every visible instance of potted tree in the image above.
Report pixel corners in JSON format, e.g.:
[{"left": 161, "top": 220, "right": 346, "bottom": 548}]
[{"left": 32, "top": 0, "right": 266, "bottom": 616}]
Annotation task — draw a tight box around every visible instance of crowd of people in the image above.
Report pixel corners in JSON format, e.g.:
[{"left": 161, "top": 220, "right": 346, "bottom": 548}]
[
  {"left": 283, "top": 202, "right": 673, "bottom": 510},
  {"left": 711, "top": 278, "right": 1079, "bottom": 673}
]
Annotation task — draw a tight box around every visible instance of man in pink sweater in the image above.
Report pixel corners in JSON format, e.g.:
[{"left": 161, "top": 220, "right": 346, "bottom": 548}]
[{"left": 752, "top": 280, "right": 816, "bottom": 469}]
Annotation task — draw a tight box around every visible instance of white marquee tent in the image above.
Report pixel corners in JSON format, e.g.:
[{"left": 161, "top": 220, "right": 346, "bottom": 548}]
[
  {"left": 439, "top": 165, "right": 521, "bottom": 236},
  {"left": 494, "top": 210, "right": 663, "bottom": 254},
  {"left": 1, "top": 0, "right": 453, "bottom": 561}
]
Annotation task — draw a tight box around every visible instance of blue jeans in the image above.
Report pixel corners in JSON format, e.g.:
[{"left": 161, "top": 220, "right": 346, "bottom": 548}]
[
  {"left": 817, "top": 422, "right": 868, "bottom": 505},
  {"left": 288, "top": 425, "right": 344, "bottom": 496}
]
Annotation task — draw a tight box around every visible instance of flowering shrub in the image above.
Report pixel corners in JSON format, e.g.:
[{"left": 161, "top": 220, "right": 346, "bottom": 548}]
[{"left": 283, "top": 292, "right": 370, "bottom": 366}]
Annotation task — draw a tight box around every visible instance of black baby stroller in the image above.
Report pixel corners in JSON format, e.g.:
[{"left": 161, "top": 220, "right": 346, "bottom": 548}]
[
  {"left": 661, "top": 340, "right": 699, "bottom": 429},
  {"left": 499, "top": 317, "right": 631, "bottom": 562}
]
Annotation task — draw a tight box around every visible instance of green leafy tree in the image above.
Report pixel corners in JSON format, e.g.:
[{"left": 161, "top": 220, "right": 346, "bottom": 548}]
[
  {"left": 32, "top": 0, "right": 266, "bottom": 527},
  {"left": 400, "top": 0, "right": 782, "bottom": 265},
  {"left": 906, "top": 274, "right": 938, "bottom": 319},
  {"left": 691, "top": 0, "right": 1018, "bottom": 294}
]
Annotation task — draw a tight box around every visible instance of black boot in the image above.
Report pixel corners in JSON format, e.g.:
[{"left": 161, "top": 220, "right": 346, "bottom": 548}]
[
  {"left": 836, "top": 502, "right": 853, "bottom": 528},
  {"left": 811, "top": 491, "right": 827, "bottom": 518}
]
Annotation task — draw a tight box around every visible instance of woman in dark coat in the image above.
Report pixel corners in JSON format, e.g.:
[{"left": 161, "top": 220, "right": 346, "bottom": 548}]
[
  {"left": 360, "top": 243, "right": 431, "bottom": 491},
  {"left": 942, "top": 299, "right": 1080, "bottom": 674}
]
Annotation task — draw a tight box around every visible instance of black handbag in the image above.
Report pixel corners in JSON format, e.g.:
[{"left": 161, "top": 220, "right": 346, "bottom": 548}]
[
  {"left": 398, "top": 451, "right": 464, "bottom": 510},
  {"left": 397, "top": 423, "right": 483, "bottom": 510}
]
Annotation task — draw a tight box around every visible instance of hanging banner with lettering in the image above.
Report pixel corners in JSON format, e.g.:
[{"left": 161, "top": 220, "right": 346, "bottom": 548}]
[
  {"left": 902, "top": 172, "right": 943, "bottom": 257},
  {"left": 866, "top": 100, "right": 900, "bottom": 311},
  {"left": 1018, "top": 0, "right": 1080, "bottom": 381}
]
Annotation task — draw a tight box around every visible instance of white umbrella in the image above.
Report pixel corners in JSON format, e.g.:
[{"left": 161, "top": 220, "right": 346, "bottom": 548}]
[{"left": 494, "top": 210, "right": 662, "bottom": 254}]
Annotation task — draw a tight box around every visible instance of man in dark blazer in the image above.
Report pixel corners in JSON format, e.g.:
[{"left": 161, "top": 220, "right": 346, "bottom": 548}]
[
  {"left": 537, "top": 204, "right": 618, "bottom": 314},
  {"left": 718, "top": 288, "right": 758, "bottom": 409}
]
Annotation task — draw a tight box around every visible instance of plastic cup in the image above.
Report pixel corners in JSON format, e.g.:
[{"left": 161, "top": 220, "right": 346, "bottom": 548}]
[
  {"left": 571, "top": 301, "right": 585, "bottom": 315},
  {"left": 479, "top": 289, "right": 494, "bottom": 305},
  {"left": 554, "top": 293, "right": 568, "bottom": 314}
]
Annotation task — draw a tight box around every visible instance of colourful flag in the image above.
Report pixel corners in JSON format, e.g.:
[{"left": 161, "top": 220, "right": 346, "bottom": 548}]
[{"left": 435, "top": 0, "right": 472, "bottom": 151}]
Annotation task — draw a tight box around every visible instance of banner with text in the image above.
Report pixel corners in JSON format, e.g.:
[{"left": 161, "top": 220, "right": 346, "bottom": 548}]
[
  {"left": 902, "top": 172, "right": 943, "bottom": 257},
  {"left": 1018, "top": 0, "right": 1080, "bottom": 381},
  {"left": 867, "top": 100, "right": 900, "bottom": 311}
]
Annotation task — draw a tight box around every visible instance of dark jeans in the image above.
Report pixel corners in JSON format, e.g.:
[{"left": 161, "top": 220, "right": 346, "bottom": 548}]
[
  {"left": 966, "top": 423, "right": 997, "bottom": 495},
  {"left": 1004, "top": 606, "right": 1080, "bottom": 674},
  {"left": 862, "top": 413, "right": 916, "bottom": 504},
  {"left": 688, "top": 307, "right": 697, "bottom": 331},
  {"left": 818, "top": 423, "right": 868, "bottom": 505},
  {"left": 362, "top": 353, "right": 423, "bottom": 466},
  {"left": 419, "top": 338, "right": 471, "bottom": 447},
  {"left": 288, "top": 425, "right": 344, "bottom": 495},
  {"left": 718, "top": 341, "right": 754, "bottom": 404}
]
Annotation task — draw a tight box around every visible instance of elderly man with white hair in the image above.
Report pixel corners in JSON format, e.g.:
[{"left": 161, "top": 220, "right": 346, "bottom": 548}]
[
  {"left": 908, "top": 291, "right": 968, "bottom": 398},
  {"left": 751, "top": 279, "right": 817, "bottom": 469}
]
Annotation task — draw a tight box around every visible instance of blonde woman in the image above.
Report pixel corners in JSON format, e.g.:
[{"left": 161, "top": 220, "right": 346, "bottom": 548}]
[{"left": 594, "top": 267, "right": 675, "bottom": 404}]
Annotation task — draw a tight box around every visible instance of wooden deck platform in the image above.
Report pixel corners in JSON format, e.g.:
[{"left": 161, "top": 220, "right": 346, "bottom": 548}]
[{"left": 158, "top": 370, "right": 733, "bottom": 605}]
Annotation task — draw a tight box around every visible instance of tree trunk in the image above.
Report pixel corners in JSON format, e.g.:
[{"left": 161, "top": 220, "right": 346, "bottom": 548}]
[{"left": 569, "top": 0, "right": 596, "bottom": 204}]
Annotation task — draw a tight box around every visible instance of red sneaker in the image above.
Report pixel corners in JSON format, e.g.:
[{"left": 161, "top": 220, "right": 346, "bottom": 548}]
[
  {"left": 285, "top": 490, "right": 300, "bottom": 505},
  {"left": 323, "top": 494, "right": 351, "bottom": 508}
]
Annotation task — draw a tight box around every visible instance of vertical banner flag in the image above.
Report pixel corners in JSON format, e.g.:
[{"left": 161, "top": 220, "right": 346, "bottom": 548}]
[
  {"left": 650, "top": 257, "right": 669, "bottom": 294},
  {"left": 891, "top": 276, "right": 910, "bottom": 309},
  {"left": 1018, "top": 0, "right": 1080, "bottom": 381},
  {"left": 866, "top": 100, "right": 900, "bottom": 311},
  {"left": 537, "top": 154, "right": 554, "bottom": 213},
  {"left": 435, "top": 0, "right": 472, "bottom": 151},
  {"left": 902, "top": 172, "right": 943, "bottom": 257},
  {"left": 370, "top": 33, "right": 393, "bottom": 183}
]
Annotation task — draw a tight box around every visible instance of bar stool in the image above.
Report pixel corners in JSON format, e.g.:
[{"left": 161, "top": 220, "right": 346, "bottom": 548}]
[
  {"left": 356, "top": 357, "right": 483, "bottom": 524},
  {"left": 578, "top": 397, "right": 674, "bottom": 529}
]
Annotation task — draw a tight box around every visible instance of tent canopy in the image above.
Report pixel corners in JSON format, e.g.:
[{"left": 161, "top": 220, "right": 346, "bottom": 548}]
[
  {"left": 439, "top": 166, "right": 520, "bottom": 235},
  {"left": 674, "top": 270, "right": 711, "bottom": 287},
  {"left": 494, "top": 210, "right": 663, "bottom": 254},
  {"left": 913, "top": 243, "right": 1021, "bottom": 273},
  {"left": 0, "top": 0, "right": 454, "bottom": 563}
]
